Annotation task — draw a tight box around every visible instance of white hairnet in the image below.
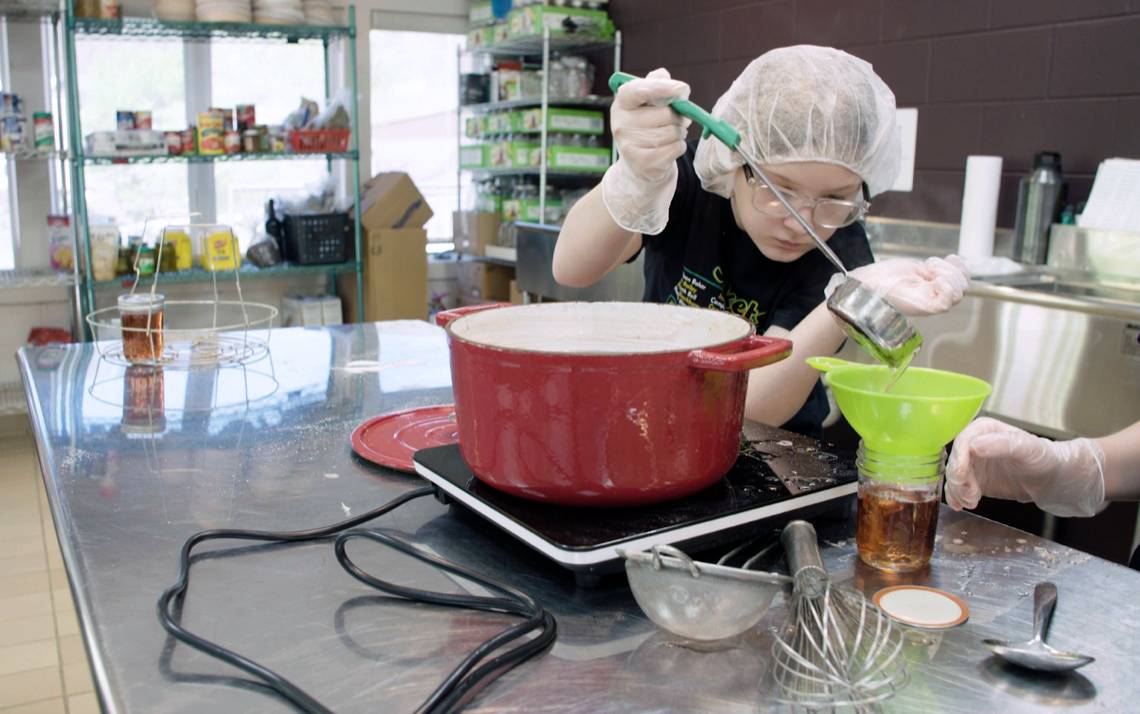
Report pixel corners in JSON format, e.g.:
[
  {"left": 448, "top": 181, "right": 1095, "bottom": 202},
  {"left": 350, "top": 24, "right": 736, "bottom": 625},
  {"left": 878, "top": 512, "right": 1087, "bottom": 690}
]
[{"left": 695, "top": 45, "right": 900, "bottom": 198}]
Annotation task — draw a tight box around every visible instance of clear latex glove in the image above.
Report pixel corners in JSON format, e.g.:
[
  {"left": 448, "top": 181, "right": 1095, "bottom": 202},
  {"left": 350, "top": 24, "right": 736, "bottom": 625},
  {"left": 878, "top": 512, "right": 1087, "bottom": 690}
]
[
  {"left": 945, "top": 417, "right": 1107, "bottom": 518},
  {"left": 601, "top": 68, "right": 692, "bottom": 235},
  {"left": 826, "top": 254, "right": 970, "bottom": 316}
]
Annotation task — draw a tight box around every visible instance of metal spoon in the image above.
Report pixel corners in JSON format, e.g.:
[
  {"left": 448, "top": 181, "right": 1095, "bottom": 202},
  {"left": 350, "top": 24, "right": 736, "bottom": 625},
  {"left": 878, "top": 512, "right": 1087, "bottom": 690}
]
[{"left": 984, "top": 581, "right": 1094, "bottom": 673}]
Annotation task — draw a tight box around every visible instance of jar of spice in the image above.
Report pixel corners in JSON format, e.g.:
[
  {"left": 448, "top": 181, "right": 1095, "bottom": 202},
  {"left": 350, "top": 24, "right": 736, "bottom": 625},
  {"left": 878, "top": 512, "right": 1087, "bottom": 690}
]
[{"left": 855, "top": 444, "right": 944, "bottom": 573}]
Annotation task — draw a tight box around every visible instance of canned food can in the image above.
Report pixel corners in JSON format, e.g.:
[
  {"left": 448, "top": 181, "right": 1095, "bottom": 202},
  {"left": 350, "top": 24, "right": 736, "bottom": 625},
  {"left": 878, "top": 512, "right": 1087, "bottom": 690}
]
[
  {"left": 223, "top": 130, "right": 241, "bottom": 154},
  {"left": 133, "top": 110, "right": 152, "bottom": 130},
  {"left": 181, "top": 128, "right": 196, "bottom": 154},
  {"left": 241, "top": 129, "right": 260, "bottom": 153},
  {"left": 236, "top": 104, "right": 256, "bottom": 132},
  {"left": 164, "top": 131, "right": 182, "bottom": 155},
  {"left": 116, "top": 110, "right": 135, "bottom": 131}
]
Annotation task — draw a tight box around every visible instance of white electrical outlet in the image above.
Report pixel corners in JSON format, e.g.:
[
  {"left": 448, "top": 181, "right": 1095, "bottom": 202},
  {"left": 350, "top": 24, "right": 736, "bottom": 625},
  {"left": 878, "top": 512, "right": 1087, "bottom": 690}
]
[{"left": 890, "top": 108, "right": 918, "bottom": 193}]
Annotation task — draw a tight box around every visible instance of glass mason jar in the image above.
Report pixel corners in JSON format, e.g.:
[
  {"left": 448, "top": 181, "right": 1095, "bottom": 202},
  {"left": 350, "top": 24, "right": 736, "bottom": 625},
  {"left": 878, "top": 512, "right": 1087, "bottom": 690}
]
[
  {"left": 118, "top": 293, "right": 165, "bottom": 364},
  {"left": 855, "top": 443, "right": 945, "bottom": 573}
]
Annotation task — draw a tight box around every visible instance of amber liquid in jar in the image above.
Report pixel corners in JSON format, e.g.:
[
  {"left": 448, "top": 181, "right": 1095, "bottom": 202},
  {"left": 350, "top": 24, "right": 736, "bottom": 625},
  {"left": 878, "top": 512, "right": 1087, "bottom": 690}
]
[
  {"left": 855, "top": 444, "right": 944, "bottom": 573},
  {"left": 118, "top": 293, "right": 165, "bottom": 364},
  {"left": 857, "top": 483, "right": 940, "bottom": 572}
]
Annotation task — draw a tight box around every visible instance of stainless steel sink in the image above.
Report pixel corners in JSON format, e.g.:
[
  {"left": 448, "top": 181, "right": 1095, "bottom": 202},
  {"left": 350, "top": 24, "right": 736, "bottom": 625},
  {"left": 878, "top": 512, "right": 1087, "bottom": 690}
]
[{"left": 977, "top": 273, "right": 1140, "bottom": 308}]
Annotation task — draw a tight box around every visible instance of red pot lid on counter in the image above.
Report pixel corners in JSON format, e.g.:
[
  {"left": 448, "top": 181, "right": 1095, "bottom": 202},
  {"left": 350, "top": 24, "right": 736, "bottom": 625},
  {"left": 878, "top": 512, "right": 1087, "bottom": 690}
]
[{"left": 351, "top": 404, "right": 459, "bottom": 474}]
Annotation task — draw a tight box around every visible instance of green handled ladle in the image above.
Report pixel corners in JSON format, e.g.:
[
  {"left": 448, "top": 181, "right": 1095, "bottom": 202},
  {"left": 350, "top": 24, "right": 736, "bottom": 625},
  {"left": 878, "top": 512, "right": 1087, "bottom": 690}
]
[{"left": 608, "top": 72, "right": 922, "bottom": 369}]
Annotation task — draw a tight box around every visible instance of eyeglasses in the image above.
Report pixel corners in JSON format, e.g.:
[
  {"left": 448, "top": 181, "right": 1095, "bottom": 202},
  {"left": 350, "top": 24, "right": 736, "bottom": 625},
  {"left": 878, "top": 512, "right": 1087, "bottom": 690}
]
[{"left": 743, "top": 165, "right": 871, "bottom": 229}]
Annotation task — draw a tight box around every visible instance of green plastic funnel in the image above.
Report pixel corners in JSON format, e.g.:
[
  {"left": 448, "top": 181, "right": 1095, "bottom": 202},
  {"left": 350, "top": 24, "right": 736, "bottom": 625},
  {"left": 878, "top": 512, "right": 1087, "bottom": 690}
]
[{"left": 808, "top": 357, "right": 992, "bottom": 457}]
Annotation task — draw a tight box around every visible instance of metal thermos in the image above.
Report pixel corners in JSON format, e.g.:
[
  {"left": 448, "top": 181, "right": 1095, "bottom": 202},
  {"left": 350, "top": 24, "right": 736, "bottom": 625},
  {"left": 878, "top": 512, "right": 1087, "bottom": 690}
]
[{"left": 1012, "top": 152, "right": 1065, "bottom": 264}]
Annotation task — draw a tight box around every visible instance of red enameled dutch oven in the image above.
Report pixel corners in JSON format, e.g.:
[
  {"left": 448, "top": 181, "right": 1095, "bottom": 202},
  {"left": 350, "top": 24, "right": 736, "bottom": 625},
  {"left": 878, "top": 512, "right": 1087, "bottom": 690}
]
[{"left": 435, "top": 302, "right": 792, "bottom": 507}]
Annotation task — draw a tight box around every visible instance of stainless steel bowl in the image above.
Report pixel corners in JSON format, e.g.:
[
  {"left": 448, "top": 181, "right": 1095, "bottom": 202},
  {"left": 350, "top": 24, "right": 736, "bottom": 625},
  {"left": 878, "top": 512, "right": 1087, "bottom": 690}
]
[{"left": 827, "top": 278, "right": 923, "bottom": 369}]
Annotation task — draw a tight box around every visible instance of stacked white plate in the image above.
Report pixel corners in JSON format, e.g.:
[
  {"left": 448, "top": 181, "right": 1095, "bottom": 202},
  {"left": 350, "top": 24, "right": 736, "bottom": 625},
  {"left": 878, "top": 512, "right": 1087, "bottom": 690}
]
[
  {"left": 302, "top": 0, "right": 334, "bottom": 25},
  {"left": 154, "top": 0, "right": 195, "bottom": 21},
  {"left": 253, "top": 0, "right": 303, "bottom": 25},
  {"left": 196, "top": 0, "right": 251, "bottom": 22}
]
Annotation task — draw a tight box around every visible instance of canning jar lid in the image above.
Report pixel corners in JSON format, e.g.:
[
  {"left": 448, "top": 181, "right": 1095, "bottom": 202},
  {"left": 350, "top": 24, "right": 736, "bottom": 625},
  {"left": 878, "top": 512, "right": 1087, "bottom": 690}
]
[{"left": 117, "top": 293, "right": 165, "bottom": 313}]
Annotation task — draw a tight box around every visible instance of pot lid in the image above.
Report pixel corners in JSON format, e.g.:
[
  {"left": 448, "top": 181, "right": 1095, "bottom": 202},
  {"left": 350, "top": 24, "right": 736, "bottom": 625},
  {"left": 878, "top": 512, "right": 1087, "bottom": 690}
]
[
  {"left": 447, "top": 302, "right": 754, "bottom": 354},
  {"left": 351, "top": 404, "right": 459, "bottom": 474}
]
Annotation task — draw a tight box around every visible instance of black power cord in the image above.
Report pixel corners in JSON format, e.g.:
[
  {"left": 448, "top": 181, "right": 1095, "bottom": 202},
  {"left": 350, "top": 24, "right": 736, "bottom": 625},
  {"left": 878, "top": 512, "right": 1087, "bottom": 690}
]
[{"left": 157, "top": 486, "right": 557, "bottom": 713}]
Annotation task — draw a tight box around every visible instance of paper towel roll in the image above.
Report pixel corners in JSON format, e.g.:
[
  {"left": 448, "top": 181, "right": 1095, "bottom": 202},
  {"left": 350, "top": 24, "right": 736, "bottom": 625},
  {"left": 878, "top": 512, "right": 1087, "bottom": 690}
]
[{"left": 958, "top": 156, "right": 1003, "bottom": 259}]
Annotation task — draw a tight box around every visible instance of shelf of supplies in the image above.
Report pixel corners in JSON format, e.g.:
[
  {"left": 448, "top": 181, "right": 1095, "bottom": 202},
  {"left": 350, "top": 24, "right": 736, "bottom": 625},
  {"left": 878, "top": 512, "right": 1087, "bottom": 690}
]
[
  {"left": 4, "top": 149, "right": 67, "bottom": 161},
  {"left": 92, "top": 262, "right": 356, "bottom": 288},
  {"left": 0, "top": 269, "right": 75, "bottom": 290},
  {"left": 71, "top": 16, "right": 352, "bottom": 42},
  {"left": 462, "top": 96, "right": 612, "bottom": 113},
  {"left": 464, "top": 167, "right": 605, "bottom": 178},
  {"left": 471, "top": 36, "right": 615, "bottom": 56},
  {"left": 82, "top": 150, "right": 357, "bottom": 165},
  {"left": 0, "top": 0, "right": 58, "bottom": 20},
  {"left": 0, "top": 382, "right": 27, "bottom": 416}
]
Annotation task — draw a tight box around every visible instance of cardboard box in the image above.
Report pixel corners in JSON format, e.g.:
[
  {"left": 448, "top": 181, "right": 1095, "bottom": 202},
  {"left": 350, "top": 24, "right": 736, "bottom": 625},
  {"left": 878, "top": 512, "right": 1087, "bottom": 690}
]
[
  {"left": 320, "top": 295, "right": 343, "bottom": 325},
  {"left": 282, "top": 295, "right": 326, "bottom": 327},
  {"left": 453, "top": 210, "right": 501, "bottom": 257},
  {"left": 339, "top": 227, "right": 428, "bottom": 322},
  {"left": 360, "top": 173, "right": 433, "bottom": 231},
  {"left": 457, "top": 260, "right": 514, "bottom": 302}
]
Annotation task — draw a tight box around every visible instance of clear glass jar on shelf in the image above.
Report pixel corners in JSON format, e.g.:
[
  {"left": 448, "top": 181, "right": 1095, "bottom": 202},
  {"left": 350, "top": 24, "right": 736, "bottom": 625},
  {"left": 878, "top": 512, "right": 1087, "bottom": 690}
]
[{"left": 855, "top": 444, "right": 944, "bottom": 573}]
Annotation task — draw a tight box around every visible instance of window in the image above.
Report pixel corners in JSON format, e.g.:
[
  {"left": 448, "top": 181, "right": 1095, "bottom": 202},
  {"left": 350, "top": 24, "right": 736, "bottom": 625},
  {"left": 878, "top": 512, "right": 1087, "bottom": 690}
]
[
  {"left": 210, "top": 42, "right": 328, "bottom": 249},
  {"left": 0, "top": 21, "right": 15, "bottom": 269},
  {"left": 75, "top": 38, "right": 188, "bottom": 237},
  {"left": 370, "top": 29, "right": 464, "bottom": 246}
]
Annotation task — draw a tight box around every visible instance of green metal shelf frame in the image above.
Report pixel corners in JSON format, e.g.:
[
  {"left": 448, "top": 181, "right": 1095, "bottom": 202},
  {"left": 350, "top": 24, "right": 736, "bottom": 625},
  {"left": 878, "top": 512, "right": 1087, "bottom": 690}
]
[
  {"left": 63, "top": 2, "right": 366, "bottom": 335},
  {"left": 461, "top": 96, "right": 611, "bottom": 114},
  {"left": 90, "top": 262, "right": 356, "bottom": 288},
  {"left": 82, "top": 150, "right": 358, "bottom": 165}
]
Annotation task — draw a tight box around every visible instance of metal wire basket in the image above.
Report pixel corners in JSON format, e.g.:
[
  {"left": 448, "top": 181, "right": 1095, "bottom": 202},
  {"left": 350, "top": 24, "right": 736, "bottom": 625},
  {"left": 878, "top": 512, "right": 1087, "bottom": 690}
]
[{"left": 85, "top": 223, "right": 278, "bottom": 368}]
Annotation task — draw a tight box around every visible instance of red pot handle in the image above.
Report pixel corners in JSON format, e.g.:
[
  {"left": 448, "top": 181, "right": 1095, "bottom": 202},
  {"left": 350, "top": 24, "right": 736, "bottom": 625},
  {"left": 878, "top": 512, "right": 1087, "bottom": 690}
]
[
  {"left": 688, "top": 335, "right": 793, "bottom": 372},
  {"left": 435, "top": 302, "right": 511, "bottom": 328}
]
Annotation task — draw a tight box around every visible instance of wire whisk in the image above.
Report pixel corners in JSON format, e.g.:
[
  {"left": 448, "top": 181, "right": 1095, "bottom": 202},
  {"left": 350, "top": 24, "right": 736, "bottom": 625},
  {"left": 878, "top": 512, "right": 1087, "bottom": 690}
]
[{"left": 771, "top": 521, "right": 909, "bottom": 709}]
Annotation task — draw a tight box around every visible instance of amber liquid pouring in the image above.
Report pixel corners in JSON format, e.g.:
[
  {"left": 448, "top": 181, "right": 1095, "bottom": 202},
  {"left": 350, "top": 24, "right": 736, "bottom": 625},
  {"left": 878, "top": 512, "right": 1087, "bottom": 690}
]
[
  {"left": 857, "top": 483, "right": 939, "bottom": 572},
  {"left": 122, "top": 310, "right": 164, "bottom": 363}
]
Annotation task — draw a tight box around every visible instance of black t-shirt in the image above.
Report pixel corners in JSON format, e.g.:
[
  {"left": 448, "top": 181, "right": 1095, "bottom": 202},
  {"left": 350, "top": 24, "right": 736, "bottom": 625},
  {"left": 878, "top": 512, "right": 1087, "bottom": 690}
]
[{"left": 638, "top": 141, "right": 875, "bottom": 436}]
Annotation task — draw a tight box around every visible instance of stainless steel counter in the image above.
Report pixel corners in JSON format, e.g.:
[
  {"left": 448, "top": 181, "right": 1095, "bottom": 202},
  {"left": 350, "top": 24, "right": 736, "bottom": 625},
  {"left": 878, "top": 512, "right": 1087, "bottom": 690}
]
[{"left": 18, "top": 322, "right": 1140, "bottom": 713}]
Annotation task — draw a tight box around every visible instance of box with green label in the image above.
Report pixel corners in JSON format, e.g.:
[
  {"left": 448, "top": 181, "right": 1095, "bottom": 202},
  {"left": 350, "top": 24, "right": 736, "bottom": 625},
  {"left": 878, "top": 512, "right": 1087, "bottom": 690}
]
[
  {"left": 484, "top": 112, "right": 512, "bottom": 135},
  {"left": 460, "top": 144, "right": 489, "bottom": 169},
  {"left": 511, "top": 108, "right": 605, "bottom": 135},
  {"left": 468, "top": 1, "right": 493, "bottom": 26},
  {"left": 476, "top": 193, "right": 503, "bottom": 215},
  {"left": 547, "top": 145, "right": 610, "bottom": 172},
  {"left": 488, "top": 140, "right": 539, "bottom": 168},
  {"left": 503, "top": 198, "right": 563, "bottom": 223},
  {"left": 507, "top": 6, "right": 614, "bottom": 40}
]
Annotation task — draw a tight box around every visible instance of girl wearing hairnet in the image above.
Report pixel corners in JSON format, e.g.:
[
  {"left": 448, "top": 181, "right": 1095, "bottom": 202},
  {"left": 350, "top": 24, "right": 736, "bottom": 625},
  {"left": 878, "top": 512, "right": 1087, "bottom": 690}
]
[{"left": 554, "top": 45, "right": 969, "bottom": 436}]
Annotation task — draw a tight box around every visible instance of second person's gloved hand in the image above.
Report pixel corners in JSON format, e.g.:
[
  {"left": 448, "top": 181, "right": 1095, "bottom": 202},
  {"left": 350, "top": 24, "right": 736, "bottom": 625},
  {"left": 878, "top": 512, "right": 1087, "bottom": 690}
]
[
  {"left": 601, "top": 68, "right": 691, "bottom": 235},
  {"left": 828, "top": 255, "right": 970, "bottom": 316},
  {"left": 945, "top": 417, "right": 1107, "bottom": 518}
]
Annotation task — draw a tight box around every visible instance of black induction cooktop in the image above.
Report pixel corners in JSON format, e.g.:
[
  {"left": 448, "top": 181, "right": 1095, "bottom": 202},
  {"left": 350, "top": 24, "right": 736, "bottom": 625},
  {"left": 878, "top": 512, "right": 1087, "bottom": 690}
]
[{"left": 412, "top": 426, "right": 857, "bottom": 574}]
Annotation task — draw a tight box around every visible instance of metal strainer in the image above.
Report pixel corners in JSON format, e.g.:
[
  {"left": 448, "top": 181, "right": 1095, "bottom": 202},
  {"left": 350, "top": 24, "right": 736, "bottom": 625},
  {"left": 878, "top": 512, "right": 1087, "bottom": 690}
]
[{"left": 622, "top": 540, "right": 793, "bottom": 641}]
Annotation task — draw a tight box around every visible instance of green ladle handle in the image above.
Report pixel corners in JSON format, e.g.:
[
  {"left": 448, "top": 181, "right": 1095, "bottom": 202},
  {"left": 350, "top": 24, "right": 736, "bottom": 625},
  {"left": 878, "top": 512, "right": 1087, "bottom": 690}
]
[{"left": 609, "top": 71, "right": 741, "bottom": 151}]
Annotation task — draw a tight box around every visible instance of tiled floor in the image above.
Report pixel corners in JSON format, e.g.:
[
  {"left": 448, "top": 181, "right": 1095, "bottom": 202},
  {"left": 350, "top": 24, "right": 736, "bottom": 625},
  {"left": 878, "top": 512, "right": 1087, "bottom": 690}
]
[{"left": 0, "top": 434, "right": 99, "bottom": 714}]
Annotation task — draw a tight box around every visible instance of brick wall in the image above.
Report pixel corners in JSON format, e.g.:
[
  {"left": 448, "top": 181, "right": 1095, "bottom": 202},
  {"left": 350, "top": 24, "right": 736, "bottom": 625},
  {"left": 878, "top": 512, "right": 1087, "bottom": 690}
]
[{"left": 609, "top": 0, "right": 1140, "bottom": 226}]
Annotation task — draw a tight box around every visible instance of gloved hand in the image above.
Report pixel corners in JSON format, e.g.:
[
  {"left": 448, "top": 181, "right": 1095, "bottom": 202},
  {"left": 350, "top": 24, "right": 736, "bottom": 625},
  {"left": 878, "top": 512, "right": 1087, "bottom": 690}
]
[
  {"left": 601, "top": 68, "right": 691, "bottom": 235},
  {"left": 945, "top": 417, "right": 1107, "bottom": 518},
  {"left": 827, "top": 255, "right": 970, "bottom": 316}
]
